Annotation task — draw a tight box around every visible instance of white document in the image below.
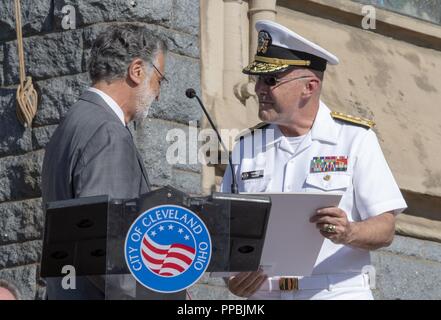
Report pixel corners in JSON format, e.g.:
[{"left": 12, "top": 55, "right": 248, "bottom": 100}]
[
  {"left": 256, "top": 192, "right": 342, "bottom": 277},
  {"left": 210, "top": 192, "right": 342, "bottom": 278}
]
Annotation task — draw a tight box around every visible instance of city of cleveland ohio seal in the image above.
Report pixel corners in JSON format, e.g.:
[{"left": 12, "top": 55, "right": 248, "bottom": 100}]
[{"left": 125, "top": 205, "right": 212, "bottom": 293}]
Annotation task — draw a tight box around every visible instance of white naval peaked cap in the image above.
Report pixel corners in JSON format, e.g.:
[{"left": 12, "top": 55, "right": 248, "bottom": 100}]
[{"left": 243, "top": 20, "right": 339, "bottom": 75}]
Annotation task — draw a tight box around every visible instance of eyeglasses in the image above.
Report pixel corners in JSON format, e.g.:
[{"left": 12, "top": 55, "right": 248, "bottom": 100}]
[
  {"left": 152, "top": 64, "right": 168, "bottom": 86},
  {"left": 256, "top": 75, "right": 312, "bottom": 87}
]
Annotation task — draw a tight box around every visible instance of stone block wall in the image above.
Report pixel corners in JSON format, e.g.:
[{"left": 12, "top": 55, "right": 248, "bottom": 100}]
[
  {"left": 0, "top": 0, "right": 202, "bottom": 299},
  {"left": 372, "top": 235, "right": 441, "bottom": 300}
]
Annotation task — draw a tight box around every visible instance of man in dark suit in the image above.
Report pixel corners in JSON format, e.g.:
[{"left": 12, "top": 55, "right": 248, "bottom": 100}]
[{"left": 41, "top": 24, "right": 168, "bottom": 299}]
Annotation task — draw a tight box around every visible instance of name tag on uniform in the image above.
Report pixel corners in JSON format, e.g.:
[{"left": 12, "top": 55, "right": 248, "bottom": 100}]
[
  {"left": 310, "top": 156, "right": 348, "bottom": 173},
  {"left": 241, "top": 170, "right": 264, "bottom": 180}
]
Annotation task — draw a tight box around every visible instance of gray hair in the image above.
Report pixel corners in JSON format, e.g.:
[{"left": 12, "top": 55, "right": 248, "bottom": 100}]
[{"left": 88, "top": 24, "right": 168, "bottom": 84}]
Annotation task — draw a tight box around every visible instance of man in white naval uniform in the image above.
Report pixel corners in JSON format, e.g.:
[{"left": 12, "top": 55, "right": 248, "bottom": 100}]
[{"left": 220, "top": 20, "right": 407, "bottom": 300}]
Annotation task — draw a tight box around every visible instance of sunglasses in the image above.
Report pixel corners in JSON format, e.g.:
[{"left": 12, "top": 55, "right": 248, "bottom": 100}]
[{"left": 256, "top": 75, "right": 312, "bottom": 87}]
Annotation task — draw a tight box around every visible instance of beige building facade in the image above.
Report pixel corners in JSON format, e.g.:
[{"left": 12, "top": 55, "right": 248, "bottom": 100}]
[{"left": 200, "top": 0, "right": 441, "bottom": 244}]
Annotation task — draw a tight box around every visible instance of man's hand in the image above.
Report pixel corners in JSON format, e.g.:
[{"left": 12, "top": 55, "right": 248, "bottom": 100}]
[
  {"left": 227, "top": 270, "right": 268, "bottom": 298},
  {"left": 310, "top": 207, "right": 354, "bottom": 245},
  {"left": 310, "top": 208, "right": 396, "bottom": 250}
]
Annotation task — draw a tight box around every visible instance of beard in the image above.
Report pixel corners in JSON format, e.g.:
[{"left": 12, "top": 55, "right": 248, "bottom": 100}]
[{"left": 134, "top": 79, "right": 156, "bottom": 123}]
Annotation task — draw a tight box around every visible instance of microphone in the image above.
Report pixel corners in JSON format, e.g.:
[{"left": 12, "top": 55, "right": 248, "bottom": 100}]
[
  {"left": 185, "top": 88, "right": 239, "bottom": 194},
  {"left": 185, "top": 88, "right": 196, "bottom": 99}
]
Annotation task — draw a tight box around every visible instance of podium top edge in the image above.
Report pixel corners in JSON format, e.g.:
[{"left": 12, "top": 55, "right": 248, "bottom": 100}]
[{"left": 46, "top": 195, "right": 111, "bottom": 210}]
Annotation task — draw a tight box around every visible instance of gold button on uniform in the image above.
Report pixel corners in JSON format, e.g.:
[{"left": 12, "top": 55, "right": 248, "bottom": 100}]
[{"left": 323, "top": 174, "right": 331, "bottom": 181}]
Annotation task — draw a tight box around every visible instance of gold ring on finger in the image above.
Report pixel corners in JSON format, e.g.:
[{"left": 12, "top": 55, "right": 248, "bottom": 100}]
[{"left": 323, "top": 224, "right": 337, "bottom": 233}]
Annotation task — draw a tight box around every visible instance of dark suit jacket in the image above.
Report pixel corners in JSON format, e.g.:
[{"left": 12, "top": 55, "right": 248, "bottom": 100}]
[
  {"left": 42, "top": 90, "right": 150, "bottom": 202},
  {"left": 41, "top": 90, "right": 150, "bottom": 299}
]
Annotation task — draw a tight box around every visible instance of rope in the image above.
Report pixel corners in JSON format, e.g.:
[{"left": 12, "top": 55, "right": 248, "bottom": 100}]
[{"left": 14, "top": 0, "right": 38, "bottom": 128}]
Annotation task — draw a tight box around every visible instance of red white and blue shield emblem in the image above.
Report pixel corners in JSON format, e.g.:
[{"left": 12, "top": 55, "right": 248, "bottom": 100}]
[{"left": 125, "top": 205, "right": 211, "bottom": 293}]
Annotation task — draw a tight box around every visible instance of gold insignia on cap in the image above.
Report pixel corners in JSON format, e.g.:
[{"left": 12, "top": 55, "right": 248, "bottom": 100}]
[
  {"left": 243, "top": 61, "right": 289, "bottom": 74},
  {"left": 254, "top": 56, "right": 311, "bottom": 67},
  {"left": 257, "top": 30, "right": 272, "bottom": 54},
  {"left": 331, "top": 111, "right": 375, "bottom": 129}
]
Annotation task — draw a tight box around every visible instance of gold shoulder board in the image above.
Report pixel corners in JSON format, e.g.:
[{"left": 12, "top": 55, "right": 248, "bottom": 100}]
[
  {"left": 234, "top": 122, "right": 270, "bottom": 141},
  {"left": 331, "top": 111, "right": 375, "bottom": 129}
]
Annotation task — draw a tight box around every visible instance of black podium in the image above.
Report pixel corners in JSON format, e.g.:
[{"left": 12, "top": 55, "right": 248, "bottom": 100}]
[{"left": 40, "top": 186, "right": 271, "bottom": 299}]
